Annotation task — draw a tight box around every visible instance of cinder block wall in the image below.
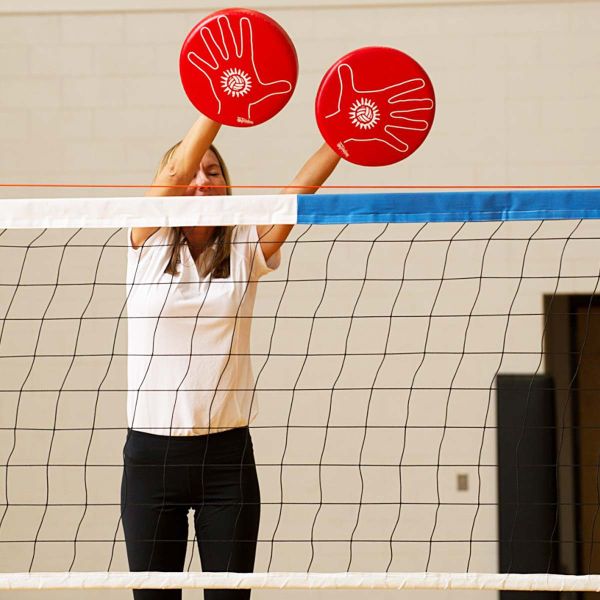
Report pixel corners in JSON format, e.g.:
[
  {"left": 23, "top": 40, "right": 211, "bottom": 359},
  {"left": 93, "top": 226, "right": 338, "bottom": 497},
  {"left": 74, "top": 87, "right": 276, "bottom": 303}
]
[
  {"left": 1, "top": 2, "right": 599, "bottom": 599},
  {"left": 1, "top": 1, "right": 599, "bottom": 196}
]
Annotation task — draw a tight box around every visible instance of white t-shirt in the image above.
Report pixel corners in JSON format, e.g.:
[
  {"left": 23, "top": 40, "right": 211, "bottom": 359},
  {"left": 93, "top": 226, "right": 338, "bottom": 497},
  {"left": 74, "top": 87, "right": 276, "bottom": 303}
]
[{"left": 126, "top": 225, "right": 280, "bottom": 436}]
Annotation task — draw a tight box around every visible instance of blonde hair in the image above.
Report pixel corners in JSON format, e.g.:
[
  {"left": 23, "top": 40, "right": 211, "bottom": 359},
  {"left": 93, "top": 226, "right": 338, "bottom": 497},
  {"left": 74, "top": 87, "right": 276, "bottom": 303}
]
[{"left": 159, "top": 142, "right": 234, "bottom": 279}]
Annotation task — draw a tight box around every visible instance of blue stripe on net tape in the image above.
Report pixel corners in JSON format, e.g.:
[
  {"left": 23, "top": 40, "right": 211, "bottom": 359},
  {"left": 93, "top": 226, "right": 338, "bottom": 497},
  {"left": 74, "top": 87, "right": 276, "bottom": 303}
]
[{"left": 297, "top": 189, "right": 600, "bottom": 224}]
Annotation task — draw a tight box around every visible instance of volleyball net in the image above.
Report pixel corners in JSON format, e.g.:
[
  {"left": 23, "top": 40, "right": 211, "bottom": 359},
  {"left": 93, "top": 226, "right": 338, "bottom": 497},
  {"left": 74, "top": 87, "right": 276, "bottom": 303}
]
[{"left": 1, "top": 189, "right": 600, "bottom": 592}]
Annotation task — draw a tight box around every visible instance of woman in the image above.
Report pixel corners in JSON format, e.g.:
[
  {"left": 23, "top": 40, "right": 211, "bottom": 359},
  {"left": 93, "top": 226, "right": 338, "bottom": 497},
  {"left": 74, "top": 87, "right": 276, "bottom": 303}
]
[{"left": 122, "top": 114, "right": 340, "bottom": 600}]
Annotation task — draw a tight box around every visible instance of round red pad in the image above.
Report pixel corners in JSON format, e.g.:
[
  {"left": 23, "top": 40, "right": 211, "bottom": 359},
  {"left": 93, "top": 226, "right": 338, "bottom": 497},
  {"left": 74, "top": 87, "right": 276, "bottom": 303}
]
[
  {"left": 180, "top": 8, "right": 298, "bottom": 127},
  {"left": 316, "top": 47, "right": 435, "bottom": 166}
]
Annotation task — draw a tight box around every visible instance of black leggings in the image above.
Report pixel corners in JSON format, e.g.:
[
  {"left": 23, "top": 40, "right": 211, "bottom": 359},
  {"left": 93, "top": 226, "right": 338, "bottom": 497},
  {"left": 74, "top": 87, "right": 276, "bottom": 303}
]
[{"left": 121, "top": 427, "right": 260, "bottom": 600}]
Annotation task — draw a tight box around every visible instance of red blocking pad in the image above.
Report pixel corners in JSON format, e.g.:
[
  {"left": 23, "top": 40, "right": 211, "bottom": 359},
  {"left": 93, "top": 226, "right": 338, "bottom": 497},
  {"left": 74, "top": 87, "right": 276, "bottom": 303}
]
[
  {"left": 316, "top": 47, "right": 435, "bottom": 166},
  {"left": 180, "top": 8, "right": 298, "bottom": 127}
]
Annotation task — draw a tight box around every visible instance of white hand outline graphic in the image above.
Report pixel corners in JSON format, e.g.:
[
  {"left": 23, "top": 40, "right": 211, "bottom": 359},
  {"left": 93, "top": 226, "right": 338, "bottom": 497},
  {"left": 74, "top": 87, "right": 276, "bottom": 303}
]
[
  {"left": 325, "top": 63, "right": 434, "bottom": 153},
  {"left": 186, "top": 15, "right": 293, "bottom": 121}
]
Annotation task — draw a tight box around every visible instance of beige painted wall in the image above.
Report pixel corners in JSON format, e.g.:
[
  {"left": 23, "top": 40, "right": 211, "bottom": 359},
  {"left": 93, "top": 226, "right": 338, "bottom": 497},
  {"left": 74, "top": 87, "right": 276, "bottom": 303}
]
[{"left": 1, "top": 1, "right": 600, "bottom": 599}]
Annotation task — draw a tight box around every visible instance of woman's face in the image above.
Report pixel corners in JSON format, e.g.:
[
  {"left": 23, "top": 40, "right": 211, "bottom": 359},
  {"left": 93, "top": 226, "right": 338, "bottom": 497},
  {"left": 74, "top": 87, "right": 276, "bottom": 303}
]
[{"left": 188, "top": 149, "right": 227, "bottom": 196}]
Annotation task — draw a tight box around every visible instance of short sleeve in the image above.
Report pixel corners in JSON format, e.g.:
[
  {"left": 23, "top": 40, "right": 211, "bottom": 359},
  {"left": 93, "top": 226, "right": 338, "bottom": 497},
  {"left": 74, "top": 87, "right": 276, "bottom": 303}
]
[
  {"left": 127, "top": 227, "right": 172, "bottom": 251},
  {"left": 127, "top": 227, "right": 176, "bottom": 284},
  {"left": 232, "top": 225, "right": 281, "bottom": 279}
]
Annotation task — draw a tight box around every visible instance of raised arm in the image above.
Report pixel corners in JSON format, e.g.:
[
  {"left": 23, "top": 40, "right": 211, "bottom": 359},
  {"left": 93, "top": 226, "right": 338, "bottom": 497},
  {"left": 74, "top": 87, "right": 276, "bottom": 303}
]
[
  {"left": 257, "top": 143, "right": 341, "bottom": 261},
  {"left": 131, "top": 115, "right": 221, "bottom": 249}
]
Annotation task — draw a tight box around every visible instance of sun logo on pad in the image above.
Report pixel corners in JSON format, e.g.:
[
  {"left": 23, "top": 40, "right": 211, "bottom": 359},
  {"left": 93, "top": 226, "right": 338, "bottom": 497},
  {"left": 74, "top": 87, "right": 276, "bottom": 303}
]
[
  {"left": 221, "top": 68, "right": 252, "bottom": 97},
  {"left": 349, "top": 98, "right": 380, "bottom": 130}
]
